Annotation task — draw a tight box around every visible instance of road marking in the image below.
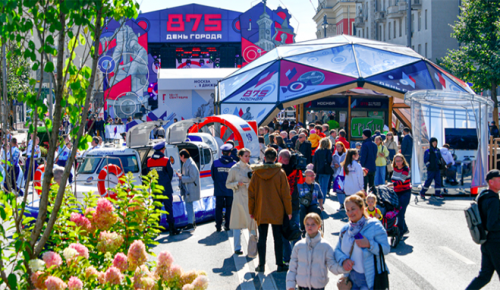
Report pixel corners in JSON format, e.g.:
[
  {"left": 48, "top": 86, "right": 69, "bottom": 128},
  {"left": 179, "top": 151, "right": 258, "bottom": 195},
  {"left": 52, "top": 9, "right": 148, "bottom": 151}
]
[
  {"left": 227, "top": 231, "right": 257, "bottom": 290},
  {"left": 440, "top": 246, "right": 475, "bottom": 265}
]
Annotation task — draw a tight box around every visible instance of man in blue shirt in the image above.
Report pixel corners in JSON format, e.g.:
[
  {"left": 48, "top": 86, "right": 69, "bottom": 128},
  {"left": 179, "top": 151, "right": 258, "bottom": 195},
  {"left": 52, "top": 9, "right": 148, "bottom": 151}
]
[
  {"left": 8, "top": 138, "right": 22, "bottom": 195},
  {"left": 211, "top": 143, "right": 236, "bottom": 232},
  {"left": 360, "top": 129, "right": 378, "bottom": 193},
  {"left": 296, "top": 169, "right": 324, "bottom": 232},
  {"left": 24, "top": 136, "right": 41, "bottom": 183}
]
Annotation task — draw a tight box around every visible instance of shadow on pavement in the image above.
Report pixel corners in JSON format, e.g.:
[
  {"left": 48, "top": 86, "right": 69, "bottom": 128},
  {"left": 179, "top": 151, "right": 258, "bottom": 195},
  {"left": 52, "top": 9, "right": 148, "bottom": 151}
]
[
  {"left": 213, "top": 256, "right": 237, "bottom": 277},
  {"left": 155, "top": 231, "right": 192, "bottom": 244},
  {"left": 391, "top": 239, "right": 414, "bottom": 256},
  {"left": 198, "top": 231, "right": 228, "bottom": 246}
]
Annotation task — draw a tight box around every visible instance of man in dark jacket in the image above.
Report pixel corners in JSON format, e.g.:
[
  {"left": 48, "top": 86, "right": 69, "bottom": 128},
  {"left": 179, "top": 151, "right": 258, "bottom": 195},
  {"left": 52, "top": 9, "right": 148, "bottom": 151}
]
[
  {"left": 278, "top": 149, "right": 304, "bottom": 265},
  {"left": 295, "top": 133, "right": 312, "bottom": 164},
  {"left": 371, "top": 130, "right": 386, "bottom": 142},
  {"left": 211, "top": 144, "right": 236, "bottom": 232},
  {"left": 419, "top": 137, "right": 444, "bottom": 200},
  {"left": 360, "top": 129, "right": 378, "bottom": 193},
  {"left": 147, "top": 142, "right": 179, "bottom": 235},
  {"left": 466, "top": 170, "right": 500, "bottom": 290},
  {"left": 95, "top": 117, "right": 105, "bottom": 138},
  {"left": 401, "top": 127, "right": 413, "bottom": 168}
]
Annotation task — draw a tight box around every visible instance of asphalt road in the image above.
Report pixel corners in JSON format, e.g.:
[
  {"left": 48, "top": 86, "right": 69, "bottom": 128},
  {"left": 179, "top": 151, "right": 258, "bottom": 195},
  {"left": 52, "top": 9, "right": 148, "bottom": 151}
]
[{"left": 151, "top": 193, "right": 500, "bottom": 290}]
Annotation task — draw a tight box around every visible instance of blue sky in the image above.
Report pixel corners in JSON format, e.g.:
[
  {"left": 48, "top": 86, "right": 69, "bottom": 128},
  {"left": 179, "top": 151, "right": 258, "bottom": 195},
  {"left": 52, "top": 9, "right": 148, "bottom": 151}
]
[{"left": 139, "top": 0, "right": 318, "bottom": 42}]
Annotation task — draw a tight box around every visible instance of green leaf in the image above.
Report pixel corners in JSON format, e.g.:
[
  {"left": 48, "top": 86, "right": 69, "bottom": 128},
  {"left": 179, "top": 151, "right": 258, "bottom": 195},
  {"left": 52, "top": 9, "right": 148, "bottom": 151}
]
[
  {"left": 79, "top": 33, "right": 86, "bottom": 45},
  {"left": 44, "top": 62, "right": 54, "bottom": 73},
  {"left": 7, "top": 273, "right": 17, "bottom": 289}
]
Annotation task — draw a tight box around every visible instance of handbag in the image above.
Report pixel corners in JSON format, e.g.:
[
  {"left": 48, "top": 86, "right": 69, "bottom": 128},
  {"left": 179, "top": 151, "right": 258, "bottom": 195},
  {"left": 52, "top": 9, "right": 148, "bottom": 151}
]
[
  {"left": 299, "top": 184, "right": 314, "bottom": 207},
  {"left": 247, "top": 220, "right": 259, "bottom": 258},
  {"left": 282, "top": 213, "right": 302, "bottom": 241},
  {"left": 373, "top": 244, "right": 390, "bottom": 290},
  {"left": 337, "top": 233, "right": 355, "bottom": 290}
]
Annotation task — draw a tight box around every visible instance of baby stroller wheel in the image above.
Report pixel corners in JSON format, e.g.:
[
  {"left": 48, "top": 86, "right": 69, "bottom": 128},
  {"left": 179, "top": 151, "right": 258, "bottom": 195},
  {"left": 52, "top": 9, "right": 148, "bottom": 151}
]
[{"left": 390, "top": 227, "right": 400, "bottom": 248}]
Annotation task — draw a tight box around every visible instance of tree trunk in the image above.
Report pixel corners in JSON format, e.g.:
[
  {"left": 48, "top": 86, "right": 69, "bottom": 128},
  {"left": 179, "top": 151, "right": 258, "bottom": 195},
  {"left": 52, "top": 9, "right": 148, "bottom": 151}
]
[{"left": 492, "top": 81, "right": 499, "bottom": 127}]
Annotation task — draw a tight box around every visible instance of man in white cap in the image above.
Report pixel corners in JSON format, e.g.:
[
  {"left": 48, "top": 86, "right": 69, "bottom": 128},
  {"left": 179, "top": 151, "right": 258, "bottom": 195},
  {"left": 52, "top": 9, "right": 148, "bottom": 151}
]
[{"left": 211, "top": 143, "right": 236, "bottom": 232}]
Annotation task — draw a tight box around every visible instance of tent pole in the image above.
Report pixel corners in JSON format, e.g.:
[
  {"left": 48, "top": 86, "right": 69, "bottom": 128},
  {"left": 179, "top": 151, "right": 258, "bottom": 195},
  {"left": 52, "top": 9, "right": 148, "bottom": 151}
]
[
  {"left": 348, "top": 95, "right": 351, "bottom": 142},
  {"left": 388, "top": 96, "right": 393, "bottom": 132}
]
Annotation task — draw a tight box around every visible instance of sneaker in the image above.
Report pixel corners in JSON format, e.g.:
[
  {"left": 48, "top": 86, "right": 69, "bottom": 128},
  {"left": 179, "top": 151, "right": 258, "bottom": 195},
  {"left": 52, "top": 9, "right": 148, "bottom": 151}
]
[
  {"left": 224, "top": 226, "right": 230, "bottom": 231},
  {"left": 419, "top": 193, "right": 426, "bottom": 200},
  {"left": 184, "top": 224, "right": 195, "bottom": 232},
  {"left": 234, "top": 250, "right": 243, "bottom": 255},
  {"left": 255, "top": 265, "right": 265, "bottom": 272},
  {"left": 216, "top": 228, "right": 222, "bottom": 232},
  {"left": 277, "top": 264, "right": 289, "bottom": 272},
  {"left": 337, "top": 205, "right": 345, "bottom": 211},
  {"left": 434, "top": 194, "right": 444, "bottom": 200}
]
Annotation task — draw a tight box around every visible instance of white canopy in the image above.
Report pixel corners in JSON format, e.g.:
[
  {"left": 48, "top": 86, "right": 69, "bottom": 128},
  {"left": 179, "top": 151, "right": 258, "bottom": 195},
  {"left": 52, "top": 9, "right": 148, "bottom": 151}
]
[{"left": 158, "top": 68, "right": 238, "bottom": 90}]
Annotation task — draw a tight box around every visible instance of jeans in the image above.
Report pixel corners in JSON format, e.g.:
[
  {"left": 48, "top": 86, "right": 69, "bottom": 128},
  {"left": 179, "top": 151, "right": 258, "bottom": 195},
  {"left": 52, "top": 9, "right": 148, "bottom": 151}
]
[
  {"left": 337, "top": 193, "right": 346, "bottom": 208},
  {"left": 283, "top": 209, "right": 300, "bottom": 263},
  {"left": 215, "top": 196, "right": 233, "bottom": 230},
  {"left": 466, "top": 240, "right": 500, "bottom": 289},
  {"left": 350, "top": 270, "right": 371, "bottom": 290},
  {"left": 420, "top": 170, "right": 442, "bottom": 196},
  {"left": 185, "top": 201, "right": 194, "bottom": 224},
  {"left": 299, "top": 204, "right": 322, "bottom": 231},
  {"left": 258, "top": 224, "right": 283, "bottom": 267},
  {"left": 364, "top": 171, "right": 375, "bottom": 193},
  {"left": 375, "top": 166, "right": 386, "bottom": 186},
  {"left": 397, "top": 190, "right": 411, "bottom": 234},
  {"left": 233, "top": 229, "right": 256, "bottom": 251},
  {"left": 23, "top": 157, "right": 38, "bottom": 182},
  {"left": 318, "top": 174, "right": 330, "bottom": 198}
]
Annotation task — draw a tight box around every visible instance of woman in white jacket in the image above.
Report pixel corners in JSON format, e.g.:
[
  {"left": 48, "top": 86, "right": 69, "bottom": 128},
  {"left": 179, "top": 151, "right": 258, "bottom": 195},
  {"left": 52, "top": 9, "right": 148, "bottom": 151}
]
[
  {"left": 342, "top": 149, "right": 365, "bottom": 197},
  {"left": 286, "top": 212, "right": 345, "bottom": 290},
  {"left": 226, "top": 148, "right": 254, "bottom": 255}
]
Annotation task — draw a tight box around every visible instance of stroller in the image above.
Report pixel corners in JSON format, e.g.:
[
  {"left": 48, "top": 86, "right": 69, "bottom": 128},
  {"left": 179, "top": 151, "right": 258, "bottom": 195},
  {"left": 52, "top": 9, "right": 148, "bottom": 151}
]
[{"left": 373, "top": 185, "right": 401, "bottom": 248}]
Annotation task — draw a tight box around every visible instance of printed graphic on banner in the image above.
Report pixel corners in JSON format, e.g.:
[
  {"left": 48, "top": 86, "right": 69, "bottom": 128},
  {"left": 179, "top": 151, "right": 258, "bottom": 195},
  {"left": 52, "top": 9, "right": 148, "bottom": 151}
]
[
  {"left": 152, "top": 89, "right": 214, "bottom": 126},
  {"left": 429, "top": 63, "right": 473, "bottom": 93},
  {"left": 354, "top": 45, "right": 419, "bottom": 77},
  {"left": 426, "top": 63, "right": 467, "bottom": 93},
  {"left": 279, "top": 61, "right": 356, "bottom": 101},
  {"left": 175, "top": 58, "right": 215, "bottom": 69},
  {"left": 351, "top": 98, "right": 388, "bottom": 109},
  {"left": 285, "top": 45, "right": 359, "bottom": 78},
  {"left": 225, "top": 62, "right": 280, "bottom": 103},
  {"left": 239, "top": 3, "right": 295, "bottom": 65},
  {"left": 351, "top": 117, "right": 385, "bottom": 138},
  {"left": 367, "top": 61, "right": 435, "bottom": 93},
  {"left": 220, "top": 62, "right": 273, "bottom": 100},
  {"left": 221, "top": 103, "right": 274, "bottom": 124}
]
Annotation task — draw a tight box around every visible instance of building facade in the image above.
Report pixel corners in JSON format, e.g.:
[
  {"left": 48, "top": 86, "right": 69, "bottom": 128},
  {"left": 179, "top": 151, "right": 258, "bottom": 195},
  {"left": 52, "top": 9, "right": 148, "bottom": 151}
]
[
  {"left": 316, "top": 0, "right": 462, "bottom": 62},
  {"left": 313, "top": 0, "right": 357, "bottom": 38}
]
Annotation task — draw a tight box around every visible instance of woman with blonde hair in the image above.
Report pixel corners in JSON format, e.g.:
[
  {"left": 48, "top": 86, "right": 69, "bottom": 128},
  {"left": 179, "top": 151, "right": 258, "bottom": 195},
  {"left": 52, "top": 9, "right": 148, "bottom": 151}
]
[
  {"left": 312, "top": 137, "right": 334, "bottom": 198},
  {"left": 335, "top": 195, "right": 390, "bottom": 290},
  {"left": 286, "top": 212, "right": 345, "bottom": 290}
]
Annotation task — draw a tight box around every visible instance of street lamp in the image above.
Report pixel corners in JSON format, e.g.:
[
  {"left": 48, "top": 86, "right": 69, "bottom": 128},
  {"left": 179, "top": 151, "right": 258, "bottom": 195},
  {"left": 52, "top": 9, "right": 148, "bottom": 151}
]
[{"left": 322, "top": 15, "right": 329, "bottom": 38}]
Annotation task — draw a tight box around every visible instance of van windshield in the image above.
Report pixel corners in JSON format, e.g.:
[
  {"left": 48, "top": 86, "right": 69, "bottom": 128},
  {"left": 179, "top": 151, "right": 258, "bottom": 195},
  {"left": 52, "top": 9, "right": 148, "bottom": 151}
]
[{"left": 78, "top": 155, "right": 139, "bottom": 174}]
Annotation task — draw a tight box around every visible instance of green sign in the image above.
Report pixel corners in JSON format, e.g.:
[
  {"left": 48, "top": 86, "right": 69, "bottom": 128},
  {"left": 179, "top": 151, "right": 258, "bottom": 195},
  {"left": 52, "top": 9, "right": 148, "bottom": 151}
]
[{"left": 351, "top": 117, "right": 385, "bottom": 138}]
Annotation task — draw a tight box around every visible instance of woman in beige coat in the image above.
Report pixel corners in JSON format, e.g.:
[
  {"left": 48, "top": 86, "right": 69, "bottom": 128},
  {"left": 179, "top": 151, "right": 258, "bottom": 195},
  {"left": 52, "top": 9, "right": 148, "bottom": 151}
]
[{"left": 226, "top": 148, "right": 254, "bottom": 255}]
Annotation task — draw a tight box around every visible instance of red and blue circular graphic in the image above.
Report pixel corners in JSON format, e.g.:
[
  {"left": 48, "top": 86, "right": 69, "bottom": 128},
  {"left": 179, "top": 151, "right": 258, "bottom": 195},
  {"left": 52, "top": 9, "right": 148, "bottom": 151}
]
[
  {"left": 288, "top": 81, "right": 306, "bottom": 92},
  {"left": 148, "top": 82, "right": 158, "bottom": 98},
  {"left": 98, "top": 56, "right": 115, "bottom": 74}
]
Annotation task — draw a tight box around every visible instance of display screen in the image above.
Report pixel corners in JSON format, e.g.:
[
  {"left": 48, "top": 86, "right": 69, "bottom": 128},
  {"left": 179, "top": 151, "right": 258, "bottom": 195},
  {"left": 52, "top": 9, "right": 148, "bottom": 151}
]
[{"left": 444, "top": 128, "right": 478, "bottom": 150}]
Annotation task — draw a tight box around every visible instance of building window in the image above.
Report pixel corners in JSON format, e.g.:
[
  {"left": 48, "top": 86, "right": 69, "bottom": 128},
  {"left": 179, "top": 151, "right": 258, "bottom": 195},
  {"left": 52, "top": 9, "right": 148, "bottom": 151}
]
[
  {"left": 418, "top": 11, "right": 421, "bottom": 31},
  {"left": 394, "top": 20, "right": 396, "bottom": 39},
  {"left": 425, "top": 9, "right": 428, "bottom": 30},
  {"left": 388, "top": 22, "right": 391, "bottom": 40},
  {"left": 399, "top": 19, "right": 402, "bottom": 37},
  {"left": 418, "top": 44, "right": 421, "bottom": 54},
  {"left": 425, "top": 43, "right": 428, "bottom": 57}
]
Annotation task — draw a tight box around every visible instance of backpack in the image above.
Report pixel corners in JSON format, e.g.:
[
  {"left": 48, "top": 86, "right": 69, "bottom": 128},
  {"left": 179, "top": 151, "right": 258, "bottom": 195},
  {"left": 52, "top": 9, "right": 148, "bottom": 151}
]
[{"left": 464, "top": 190, "right": 496, "bottom": 244}]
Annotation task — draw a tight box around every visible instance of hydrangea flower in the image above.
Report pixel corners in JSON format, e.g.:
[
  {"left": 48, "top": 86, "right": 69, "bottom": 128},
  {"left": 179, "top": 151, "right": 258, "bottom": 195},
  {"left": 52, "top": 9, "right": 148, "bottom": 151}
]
[
  {"left": 69, "top": 243, "right": 89, "bottom": 259},
  {"left": 42, "top": 251, "right": 62, "bottom": 269},
  {"left": 70, "top": 213, "right": 92, "bottom": 232},
  {"left": 63, "top": 248, "right": 79, "bottom": 263},
  {"left": 191, "top": 275, "right": 209, "bottom": 290},
  {"left": 104, "top": 266, "right": 123, "bottom": 285},
  {"left": 93, "top": 198, "right": 118, "bottom": 231},
  {"left": 133, "top": 265, "right": 155, "bottom": 290},
  {"left": 182, "top": 285, "right": 195, "bottom": 290},
  {"left": 45, "top": 276, "right": 67, "bottom": 290},
  {"left": 85, "top": 266, "right": 99, "bottom": 279},
  {"left": 31, "top": 271, "right": 47, "bottom": 289},
  {"left": 127, "top": 240, "right": 147, "bottom": 271},
  {"left": 158, "top": 251, "right": 174, "bottom": 268},
  {"left": 68, "top": 276, "right": 83, "bottom": 290},
  {"left": 113, "top": 253, "right": 128, "bottom": 272},
  {"left": 96, "top": 231, "right": 124, "bottom": 254},
  {"left": 29, "top": 259, "right": 45, "bottom": 272},
  {"left": 180, "top": 270, "right": 198, "bottom": 286}
]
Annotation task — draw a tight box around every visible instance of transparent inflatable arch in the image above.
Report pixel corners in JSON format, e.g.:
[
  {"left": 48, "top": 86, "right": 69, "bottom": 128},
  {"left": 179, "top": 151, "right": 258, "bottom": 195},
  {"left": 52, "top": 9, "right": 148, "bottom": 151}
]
[{"left": 404, "top": 90, "right": 493, "bottom": 191}]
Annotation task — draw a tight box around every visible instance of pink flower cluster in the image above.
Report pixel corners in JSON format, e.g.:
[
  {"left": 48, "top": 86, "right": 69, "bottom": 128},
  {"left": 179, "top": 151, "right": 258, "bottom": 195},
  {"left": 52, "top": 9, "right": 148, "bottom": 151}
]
[
  {"left": 68, "top": 276, "right": 83, "bottom": 290},
  {"left": 180, "top": 270, "right": 198, "bottom": 286},
  {"left": 181, "top": 274, "right": 209, "bottom": 290},
  {"left": 69, "top": 213, "right": 92, "bottom": 233},
  {"left": 69, "top": 243, "right": 89, "bottom": 259},
  {"left": 31, "top": 271, "right": 46, "bottom": 289},
  {"left": 45, "top": 276, "right": 67, "bottom": 290},
  {"left": 92, "top": 198, "right": 118, "bottom": 231},
  {"left": 85, "top": 266, "right": 99, "bottom": 279},
  {"left": 104, "top": 266, "right": 123, "bottom": 285},
  {"left": 127, "top": 240, "right": 147, "bottom": 271},
  {"left": 155, "top": 250, "right": 174, "bottom": 280},
  {"left": 113, "top": 253, "right": 128, "bottom": 272},
  {"left": 133, "top": 265, "right": 156, "bottom": 290},
  {"left": 42, "top": 251, "right": 62, "bottom": 269},
  {"left": 96, "top": 231, "right": 124, "bottom": 253}
]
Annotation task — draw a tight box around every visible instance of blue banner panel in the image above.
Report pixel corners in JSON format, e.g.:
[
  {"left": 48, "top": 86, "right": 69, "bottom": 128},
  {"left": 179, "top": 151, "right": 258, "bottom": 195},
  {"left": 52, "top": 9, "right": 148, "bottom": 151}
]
[
  {"left": 351, "top": 98, "right": 388, "bottom": 109},
  {"left": 354, "top": 45, "right": 420, "bottom": 77},
  {"left": 367, "top": 61, "right": 435, "bottom": 93},
  {"left": 426, "top": 63, "right": 469, "bottom": 93}
]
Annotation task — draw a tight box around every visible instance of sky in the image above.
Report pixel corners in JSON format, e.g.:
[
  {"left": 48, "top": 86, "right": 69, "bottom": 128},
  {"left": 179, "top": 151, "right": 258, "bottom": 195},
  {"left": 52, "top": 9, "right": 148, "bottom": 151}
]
[{"left": 139, "top": 0, "right": 319, "bottom": 42}]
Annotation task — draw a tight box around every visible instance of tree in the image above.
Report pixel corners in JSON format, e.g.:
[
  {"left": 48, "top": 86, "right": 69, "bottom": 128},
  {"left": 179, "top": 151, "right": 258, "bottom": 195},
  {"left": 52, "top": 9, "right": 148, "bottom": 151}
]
[
  {"left": 441, "top": 0, "right": 500, "bottom": 125},
  {"left": 0, "top": 0, "right": 138, "bottom": 288}
]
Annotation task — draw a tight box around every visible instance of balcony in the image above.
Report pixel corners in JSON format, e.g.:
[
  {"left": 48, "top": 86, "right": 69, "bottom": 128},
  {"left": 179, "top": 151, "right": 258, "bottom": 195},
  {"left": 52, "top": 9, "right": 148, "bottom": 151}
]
[
  {"left": 411, "top": 0, "right": 422, "bottom": 10},
  {"left": 387, "top": 5, "right": 404, "bottom": 18},
  {"left": 398, "top": 0, "right": 408, "bottom": 12},
  {"left": 355, "top": 16, "right": 365, "bottom": 27},
  {"left": 375, "top": 11, "right": 386, "bottom": 22},
  {"left": 355, "top": 0, "right": 364, "bottom": 3}
]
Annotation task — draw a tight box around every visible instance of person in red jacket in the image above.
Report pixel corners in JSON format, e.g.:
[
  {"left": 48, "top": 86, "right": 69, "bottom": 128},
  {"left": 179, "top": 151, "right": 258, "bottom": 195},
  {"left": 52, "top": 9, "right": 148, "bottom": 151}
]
[{"left": 337, "top": 129, "right": 350, "bottom": 150}]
